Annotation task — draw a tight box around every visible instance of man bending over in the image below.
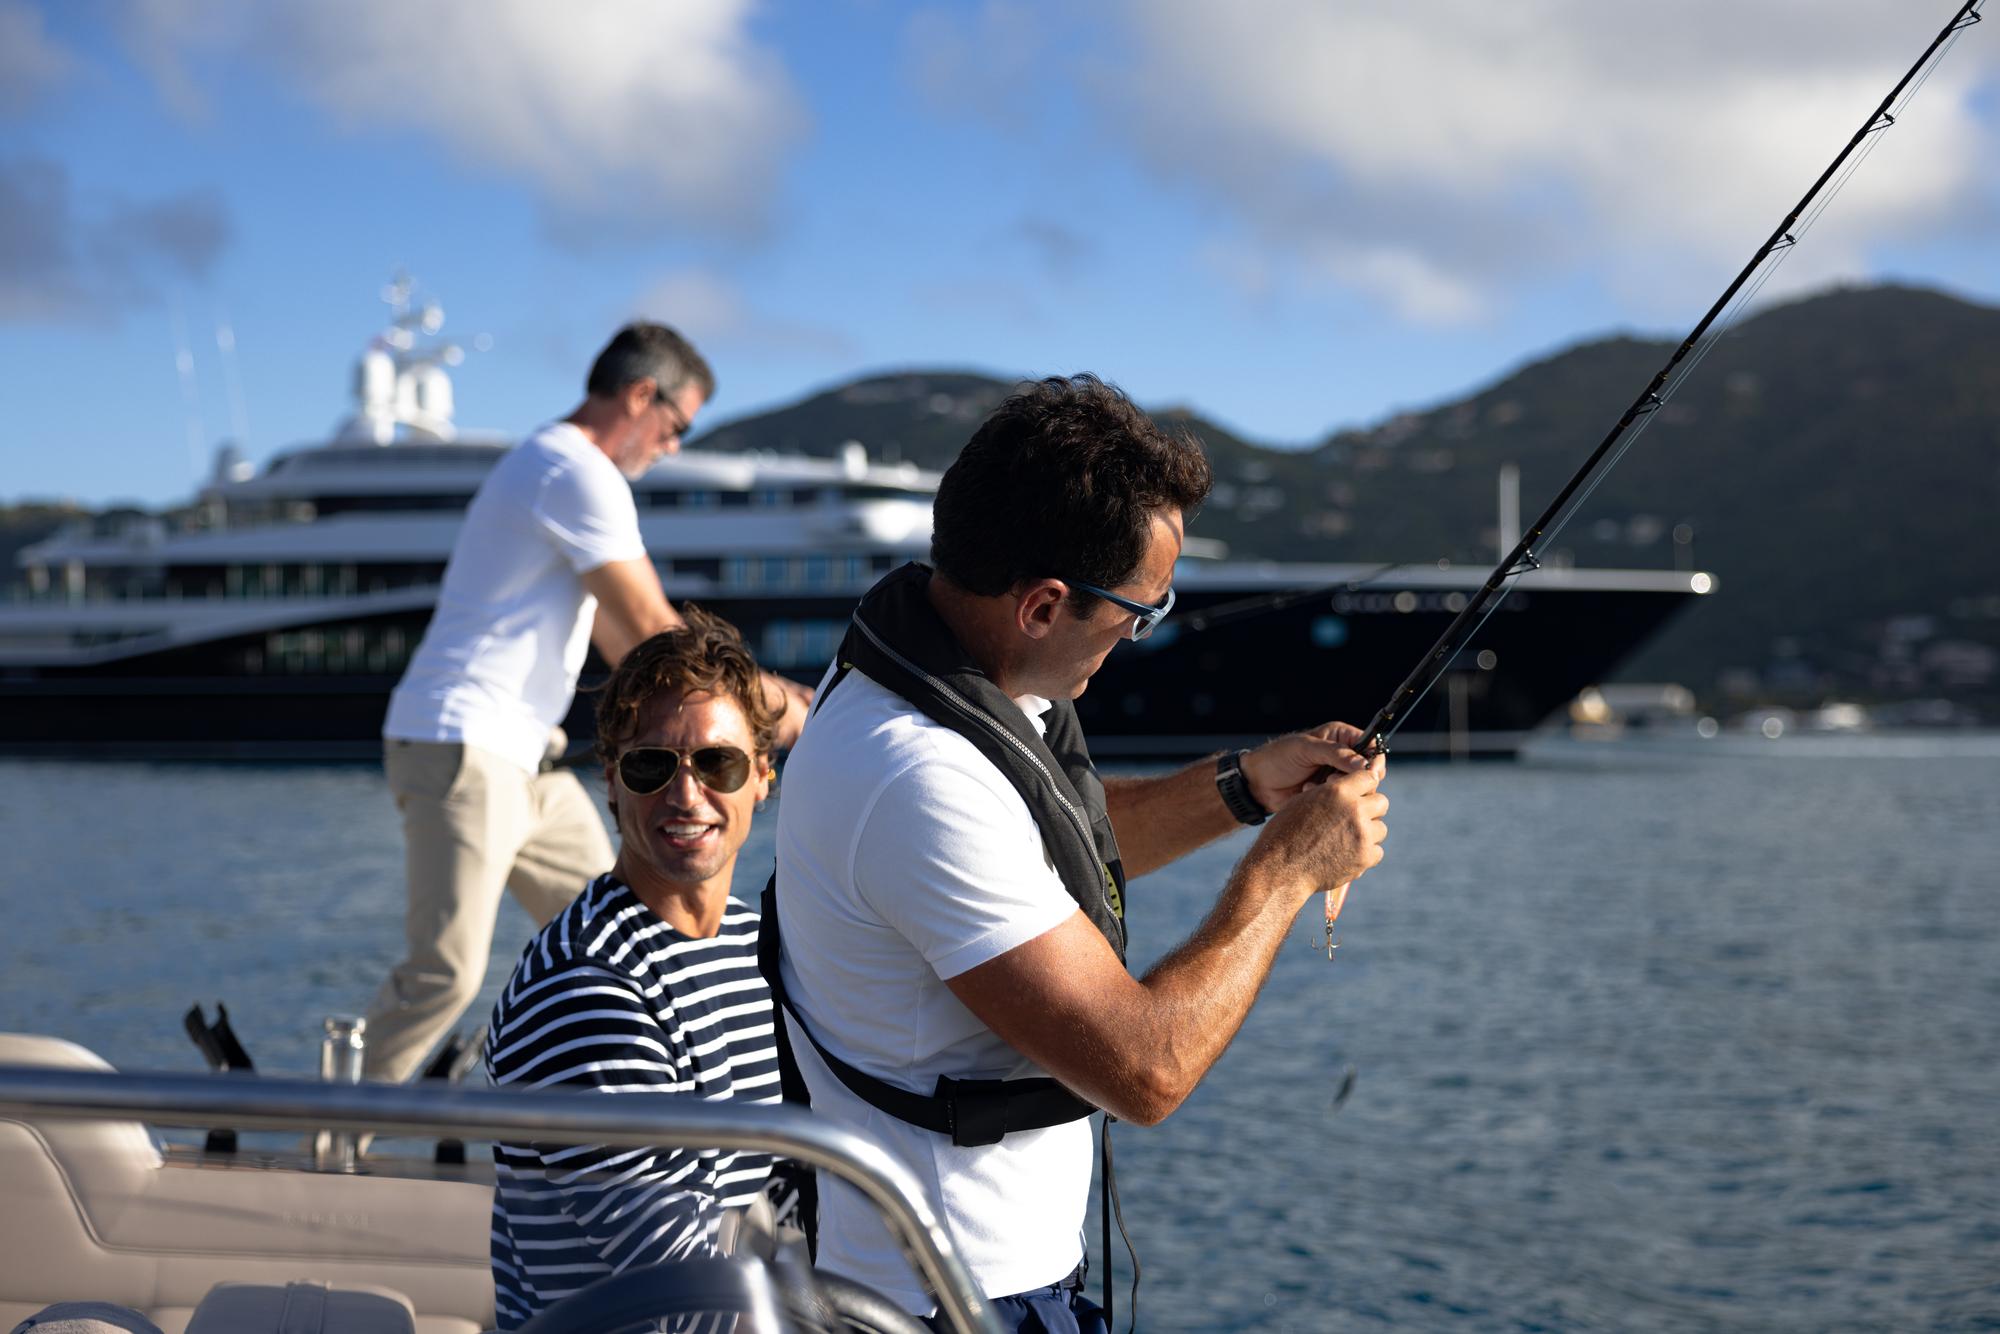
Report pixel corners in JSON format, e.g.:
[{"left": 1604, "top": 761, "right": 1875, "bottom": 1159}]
[{"left": 770, "top": 375, "right": 1390, "bottom": 1330}]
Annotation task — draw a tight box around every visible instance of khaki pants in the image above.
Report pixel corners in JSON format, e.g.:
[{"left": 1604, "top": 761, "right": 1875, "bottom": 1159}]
[{"left": 362, "top": 735, "right": 614, "bottom": 1082}]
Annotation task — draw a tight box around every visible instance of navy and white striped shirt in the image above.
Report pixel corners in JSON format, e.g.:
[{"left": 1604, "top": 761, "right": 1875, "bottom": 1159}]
[{"left": 486, "top": 875, "right": 782, "bottom": 1330}]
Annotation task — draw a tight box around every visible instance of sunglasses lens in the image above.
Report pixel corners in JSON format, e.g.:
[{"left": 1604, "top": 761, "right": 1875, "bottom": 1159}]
[
  {"left": 618, "top": 746, "right": 752, "bottom": 794},
  {"left": 618, "top": 749, "right": 680, "bottom": 794},
  {"left": 690, "top": 747, "right": 751, "bottom": 793}
]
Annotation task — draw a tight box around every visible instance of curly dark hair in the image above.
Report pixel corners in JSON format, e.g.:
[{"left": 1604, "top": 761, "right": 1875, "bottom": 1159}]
[
  {"left": 930, "top": 374, "right": 1212, "bottom": 606},
  {"left": 594, "top": 605, "right": 782, "bottom": 763}
]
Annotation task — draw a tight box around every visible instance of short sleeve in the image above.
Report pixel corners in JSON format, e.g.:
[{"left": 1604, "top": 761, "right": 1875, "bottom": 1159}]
[
  {"left": 850, "top": 757, "right": 1079, "bottom": 981},
  {"left": 531, "top": 455, "right": 646, "bottom": 574}
]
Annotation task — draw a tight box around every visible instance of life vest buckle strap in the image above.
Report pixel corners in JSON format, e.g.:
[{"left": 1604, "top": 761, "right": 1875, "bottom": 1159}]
[{"left": 936, "top": 1075, "right": 1013, "bottom": 1147}]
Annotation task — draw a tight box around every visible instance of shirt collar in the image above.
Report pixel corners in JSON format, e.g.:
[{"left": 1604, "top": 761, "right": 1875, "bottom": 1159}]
[{"left": 1013, "top": 693, "right": 1053, "bottom": 738}]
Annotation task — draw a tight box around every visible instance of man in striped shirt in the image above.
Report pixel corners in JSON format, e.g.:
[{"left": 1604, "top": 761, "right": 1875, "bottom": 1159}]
[{"left": 485, "top": 608, "right": 789, "bottom": 1328}]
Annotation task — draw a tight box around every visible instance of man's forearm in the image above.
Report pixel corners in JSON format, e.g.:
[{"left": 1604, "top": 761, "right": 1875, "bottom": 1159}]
[
  {"left": 1107, "top": 865, "right": 1298, "bottom": 1123},
  {"left": 590, "top": 599, "right": 681, "bottom": 669},
  {"left": 952, "top": 861, "right": 1303, "bottom": 1128},
  {"left": 948, "top": 773, "right": 1386, "bottom": 1127},
  {"left": 582, "top": 557, "right": 682, "bottom": 668},
  {"left": 1103, "top": 759, "right": 1240, "bottom": 878}
]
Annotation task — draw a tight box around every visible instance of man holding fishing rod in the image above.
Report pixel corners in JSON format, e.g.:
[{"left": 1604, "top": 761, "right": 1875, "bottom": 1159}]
[{"left": 764, "top": 374, "right": 1389, "bottom": 1330}]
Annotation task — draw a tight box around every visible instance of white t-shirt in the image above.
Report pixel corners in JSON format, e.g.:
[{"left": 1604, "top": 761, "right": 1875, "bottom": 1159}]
[
  {"left": 773, "top": 668, "right": 1092, "bottom": 1315},
  {"left": 384, "top": 422, "right": 646, "bottom": 773}
]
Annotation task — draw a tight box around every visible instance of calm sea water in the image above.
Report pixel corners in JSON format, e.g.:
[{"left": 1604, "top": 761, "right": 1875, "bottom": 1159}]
[{"left": 3, "top": 734, "right": 1998, "bottom": 1331}]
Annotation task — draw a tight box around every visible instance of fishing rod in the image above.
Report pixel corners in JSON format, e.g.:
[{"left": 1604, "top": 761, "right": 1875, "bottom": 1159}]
[{"left": 1312, "top": 0, "right": 1986, "bottom": 956}]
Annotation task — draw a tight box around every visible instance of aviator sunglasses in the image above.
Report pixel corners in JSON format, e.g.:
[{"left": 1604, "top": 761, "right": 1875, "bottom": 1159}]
[{"left": 615, "top": 745, "right": 754, "bottom": 795}]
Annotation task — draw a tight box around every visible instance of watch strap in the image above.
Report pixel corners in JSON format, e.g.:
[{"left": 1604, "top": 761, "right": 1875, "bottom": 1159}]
[{"left": 1214, "top": 749, "right": 1269, "bottom": 826}]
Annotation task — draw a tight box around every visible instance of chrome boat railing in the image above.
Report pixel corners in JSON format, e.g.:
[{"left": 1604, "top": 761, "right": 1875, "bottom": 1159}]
[{"left": 0, "top": 1065, "right": 1002, "bottom": 1334}]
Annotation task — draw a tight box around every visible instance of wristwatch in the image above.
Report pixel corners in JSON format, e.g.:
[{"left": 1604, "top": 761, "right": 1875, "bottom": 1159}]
[{"left": 1214, "top": 749, "right": 1269, "bottom": 826}]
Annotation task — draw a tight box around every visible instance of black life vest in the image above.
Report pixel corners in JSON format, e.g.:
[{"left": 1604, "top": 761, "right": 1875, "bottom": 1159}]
[{"left": 758, "top": 562, "right": 1128, "bottom": 1146}]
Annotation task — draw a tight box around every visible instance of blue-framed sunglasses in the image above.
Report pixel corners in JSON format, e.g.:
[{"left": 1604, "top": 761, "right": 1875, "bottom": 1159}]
[{"left": 1070, "top": 581, "right": 1176, "bottom": 641}]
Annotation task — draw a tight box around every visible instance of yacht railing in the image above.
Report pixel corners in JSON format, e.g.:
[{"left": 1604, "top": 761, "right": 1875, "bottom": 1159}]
[{"left": 0, "top": 1065, "right": 1002, "bottom": 1334}]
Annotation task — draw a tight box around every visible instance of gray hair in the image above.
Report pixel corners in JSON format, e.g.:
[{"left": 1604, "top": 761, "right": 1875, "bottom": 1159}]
[{"left": 585, "top": 323, "right": 715, "bottom": 402}]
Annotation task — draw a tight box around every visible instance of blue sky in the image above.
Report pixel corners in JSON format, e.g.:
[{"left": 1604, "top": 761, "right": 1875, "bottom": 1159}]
[{"left": 4, "top": 0, "right": 1996, "bottom": 507}]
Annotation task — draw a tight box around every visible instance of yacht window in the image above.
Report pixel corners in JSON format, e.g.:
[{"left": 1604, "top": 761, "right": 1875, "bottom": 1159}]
[
  {"left": 720, "top": 491, "right": 751, "bottom": 510},
  {"left": 726, "top": 557, "right": 751, "bottom": 587},
  {"left": 760, "top": 556, "right": 790, "bottom": 586},
  {"left": 675, "top": 557, "right": 721, "bottom": 582},
  {"left": 313, "top": 493, "right": 470, "bottom": 515},
  {"left": 251, "top": 622, "right": 419, "bottom": 675},
  {"left": 760, "top": 619, "right": 847, "bottom": 669},
  {"left": 803, "top": 555, "right": 831, "bottom": 587}
]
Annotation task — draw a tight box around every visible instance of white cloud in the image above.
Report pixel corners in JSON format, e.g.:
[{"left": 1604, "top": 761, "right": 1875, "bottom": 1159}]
[
  {"left": 119, "top": 0, "right": 806, "bottom": 235},
  {"left": 0, "top": 157, "right": 230, "bottom": 324},
  {"left": 1316, "top": 242, "right": 1487, "bottom": 326},
  {"left": 1103, "top": 0, "right": 1996, "bottom": 321},
  {"left": 0, "top": 0, "right": 76, "bottom": 116}
]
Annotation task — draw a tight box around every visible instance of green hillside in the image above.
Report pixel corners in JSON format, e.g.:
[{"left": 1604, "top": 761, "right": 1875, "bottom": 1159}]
[{"left": 691, "top": 285, "right": 2000, "bottom": 717}]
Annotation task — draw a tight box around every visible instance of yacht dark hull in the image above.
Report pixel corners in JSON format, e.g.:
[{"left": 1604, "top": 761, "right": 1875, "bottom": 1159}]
[{"left": 0, "top": 579, "right": 1701, "bottom": 760}]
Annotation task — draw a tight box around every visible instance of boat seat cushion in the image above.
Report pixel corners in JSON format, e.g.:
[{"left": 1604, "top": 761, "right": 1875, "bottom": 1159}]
[
  {"left": 0, "top": 1034, "right": 492, "bottom": 1334},
  {"left": 184, "top": 1285, "right": 412, "bottom": 1334}
]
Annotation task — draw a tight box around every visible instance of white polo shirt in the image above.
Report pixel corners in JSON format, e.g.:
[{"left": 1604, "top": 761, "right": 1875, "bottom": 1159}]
[
  {"left": 384, "top": 422, "right": 645, "bottom": 773},
  {"left": 773, "top": 668, "right": 1091, "bottom": 1314}
]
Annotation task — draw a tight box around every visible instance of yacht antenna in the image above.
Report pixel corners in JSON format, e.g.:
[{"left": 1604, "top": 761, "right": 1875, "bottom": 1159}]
[
  {"left": 168, "top": 299, "right": 207, "bottom": 481},
  {"left": 339, "top": 271, "right": 472, "bottom": 444},
  {"left": 215, "top": 314, "right": 252, "bottom": 449}
]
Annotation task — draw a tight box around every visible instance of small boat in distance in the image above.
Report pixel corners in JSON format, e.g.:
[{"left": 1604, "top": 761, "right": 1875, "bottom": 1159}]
[{"left": 0, "top": 285, "right": 1713, "bottom": 760}]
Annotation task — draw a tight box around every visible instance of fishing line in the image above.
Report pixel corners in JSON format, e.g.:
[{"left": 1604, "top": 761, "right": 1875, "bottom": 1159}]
[
  {"left": 1285, "top": 1, "right": 1988, "bottom": 962},
  {"left": 1180, "top": 561, "right": 1413, "bottom": 634},
  {"left": 1558, "top": 9, "right": 1975, "bottom": 537},
  {"left": 1354, "top": 1, "right": 1983, "bottom": 751},
  {"left": 1517, "top": 31, "right": 1965, "bottom": 558},
  {"left": 1166, "top": 17, "right": 1971, "bottom": 651}
]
